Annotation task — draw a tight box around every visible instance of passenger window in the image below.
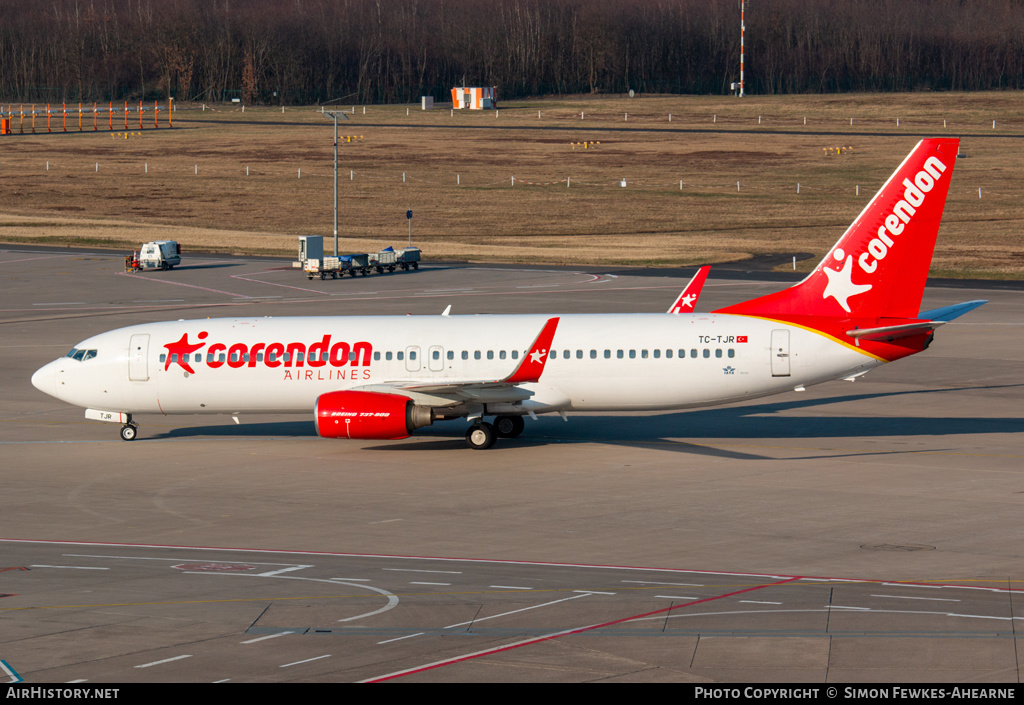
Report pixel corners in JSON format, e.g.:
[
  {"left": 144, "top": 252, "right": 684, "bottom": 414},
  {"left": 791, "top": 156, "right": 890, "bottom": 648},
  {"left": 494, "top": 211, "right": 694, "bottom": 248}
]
[
  {"left": 499, "top": 350, "right": 506, "bottom": 360},
  {"left": 653, "top": 349, "right": 661, "bottom": 359},
  {"left": 629, "top": 350, "right": 636, "bottom": 359},
  {"left": 576, "top": 350, "right": 583, "bottom": 359},
  {"left": 374, "top": 352, "right": 381, "bottom": 361},
  {"left": 448, "top": 351, "right": 454, "bottom": 360},
  {"left": 703, "top": 349, "right": 710, "bottom": 358},
  {"left": 386, "top": 351, "right": 393, "bottom": 361},
  {"left": 511, "top": 350, "right": 519, "bottom": 360},
  {"left": 604, "top": 350, "right": 611, "bottom": 359},
  {"left": 487, "top": 351, "right": 494, "bottom": 360},
  {"left": 590, "top": 350, "right": 597, "bottom": 359},
  {"left": 728, "top": 349, "right": 735, "bottom": 358},
  {"left": 462, "top": 351, "right": 468, "bottom": 360},
  {"left": 397, "top": 351, "right": 404, "bottom": 361},
  {"left": 432, "top": 350, "right": 440, "bottom": 360},
  {"left": 641, "top": 350, "right": 648, "bottom": 359},
  {"left": 474, "top": 351, "right": 481, "bottom": 360},
  {"left": 616, "top": 350, "right": 624, "bottom": 359},
  {"left": 690, "top": 349, "right": 698, "bottom": 358},
  {"left": 666, "top": 349, "right": 673, "bottom": 359},
  {"left": 715, "top": 349, "right": 722, "bottom": 358}
]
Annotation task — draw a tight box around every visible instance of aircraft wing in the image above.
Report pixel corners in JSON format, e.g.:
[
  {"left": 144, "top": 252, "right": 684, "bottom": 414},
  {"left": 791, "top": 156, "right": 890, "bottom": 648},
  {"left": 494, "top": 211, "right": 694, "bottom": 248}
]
[
  {"left": 351, "top": 317, "right": 561, "bottom": 404},
  {"left": 667, "top": 266, "right": 710, "bottom": 313}
]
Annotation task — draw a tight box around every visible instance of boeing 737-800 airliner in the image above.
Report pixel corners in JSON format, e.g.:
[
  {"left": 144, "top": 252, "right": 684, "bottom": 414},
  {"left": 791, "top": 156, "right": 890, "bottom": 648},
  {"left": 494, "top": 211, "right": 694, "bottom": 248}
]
[{"left": 31, "top": 138, "right": 984, "bottom": 449}]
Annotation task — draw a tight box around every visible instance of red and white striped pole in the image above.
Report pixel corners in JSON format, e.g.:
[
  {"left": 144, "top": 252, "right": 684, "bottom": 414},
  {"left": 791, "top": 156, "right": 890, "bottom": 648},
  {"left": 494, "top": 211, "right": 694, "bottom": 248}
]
[{"left": 740, "top": 0, "right": 746, "bottom": 98}]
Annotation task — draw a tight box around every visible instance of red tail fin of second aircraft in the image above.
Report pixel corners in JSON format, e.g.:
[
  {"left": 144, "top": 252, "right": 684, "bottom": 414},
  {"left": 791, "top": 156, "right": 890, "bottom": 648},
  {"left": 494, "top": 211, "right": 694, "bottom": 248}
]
[{"left": 716, "top": 138, "right": 959, "bottom": 321}]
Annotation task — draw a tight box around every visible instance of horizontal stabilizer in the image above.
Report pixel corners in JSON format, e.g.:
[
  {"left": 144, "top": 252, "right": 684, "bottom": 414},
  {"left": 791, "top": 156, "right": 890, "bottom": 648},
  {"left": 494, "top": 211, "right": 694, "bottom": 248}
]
[
  {"left": 846, "top": 321, "right": 944, "bottom": 343},
  {"left": 918, "top": 299, "right": 987, "bottom": 322}
]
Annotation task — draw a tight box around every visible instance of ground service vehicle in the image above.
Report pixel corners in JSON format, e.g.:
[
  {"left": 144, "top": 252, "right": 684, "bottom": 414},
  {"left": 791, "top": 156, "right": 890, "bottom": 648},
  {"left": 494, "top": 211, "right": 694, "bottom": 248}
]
[{"left": 138, "top": 241, "right": 181, "bottom": 270}]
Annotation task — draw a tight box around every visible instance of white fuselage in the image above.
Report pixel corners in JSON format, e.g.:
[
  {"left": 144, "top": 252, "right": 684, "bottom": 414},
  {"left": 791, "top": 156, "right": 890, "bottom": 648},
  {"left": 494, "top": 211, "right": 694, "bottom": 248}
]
[{"left": 32, "top": 313, "right": 882, "bottom": 418}]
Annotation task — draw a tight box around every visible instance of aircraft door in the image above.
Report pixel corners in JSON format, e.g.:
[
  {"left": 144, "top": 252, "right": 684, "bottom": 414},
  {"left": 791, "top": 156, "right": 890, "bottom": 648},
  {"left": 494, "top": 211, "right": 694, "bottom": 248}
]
[
  {"left": 428, "top": 345, "right": 444, "bottom": 372},
  {"left": 770, "top": 329, "right": 790, "bottom": 377},
  {"left": 128, "top": 334, "right": 150, "bottom": 381},
  {"left": 405, "top": 346, "right": 421, "bottom": 372}
]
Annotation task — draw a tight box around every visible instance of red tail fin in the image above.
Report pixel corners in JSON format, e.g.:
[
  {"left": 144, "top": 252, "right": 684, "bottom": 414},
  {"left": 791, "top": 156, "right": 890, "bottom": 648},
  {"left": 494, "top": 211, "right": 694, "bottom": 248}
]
[{"left": 716, "top": 139, "right": 959, "bottom": 320}]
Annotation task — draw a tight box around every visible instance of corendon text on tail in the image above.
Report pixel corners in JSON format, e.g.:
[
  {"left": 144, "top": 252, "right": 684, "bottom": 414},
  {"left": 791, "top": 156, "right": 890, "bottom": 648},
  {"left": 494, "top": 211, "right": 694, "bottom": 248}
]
[{"left": 31, "top": 138, "right": 986, "bottom": 449}]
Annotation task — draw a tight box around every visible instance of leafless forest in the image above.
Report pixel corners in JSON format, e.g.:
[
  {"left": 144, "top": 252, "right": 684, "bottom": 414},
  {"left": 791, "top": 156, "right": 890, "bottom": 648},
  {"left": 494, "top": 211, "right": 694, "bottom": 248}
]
[{"left": 1, "top": 0, "right": 1022, "bottom": 104}]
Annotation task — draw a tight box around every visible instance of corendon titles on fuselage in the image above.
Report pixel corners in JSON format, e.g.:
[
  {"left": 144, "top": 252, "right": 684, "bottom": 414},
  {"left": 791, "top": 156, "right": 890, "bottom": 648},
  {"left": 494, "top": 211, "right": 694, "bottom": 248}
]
[{"left": 162, "top": 332, "right": 373, "bottom": 380}]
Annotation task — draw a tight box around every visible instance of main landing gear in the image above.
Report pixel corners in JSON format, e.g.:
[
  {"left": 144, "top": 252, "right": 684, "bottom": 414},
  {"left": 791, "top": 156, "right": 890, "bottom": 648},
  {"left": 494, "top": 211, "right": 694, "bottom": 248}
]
[
  {"left": 119, "top": 415, "right": 139, "bottom": 441},
  {"left": 465, "top": 415, "right": 526, "bottom": 450}
]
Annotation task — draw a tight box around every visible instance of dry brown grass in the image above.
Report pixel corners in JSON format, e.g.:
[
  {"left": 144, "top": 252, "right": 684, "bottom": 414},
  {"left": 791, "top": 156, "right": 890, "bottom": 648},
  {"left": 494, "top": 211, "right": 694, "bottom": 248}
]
[{"left": 2, "top": 92, "right": 1022, "bottom": 276}]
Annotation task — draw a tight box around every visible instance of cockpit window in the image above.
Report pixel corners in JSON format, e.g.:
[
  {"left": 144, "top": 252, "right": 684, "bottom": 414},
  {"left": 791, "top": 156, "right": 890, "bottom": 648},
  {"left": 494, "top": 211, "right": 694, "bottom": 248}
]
[{"left": 65, "top": 348, "right": 97, "bottom": 361}]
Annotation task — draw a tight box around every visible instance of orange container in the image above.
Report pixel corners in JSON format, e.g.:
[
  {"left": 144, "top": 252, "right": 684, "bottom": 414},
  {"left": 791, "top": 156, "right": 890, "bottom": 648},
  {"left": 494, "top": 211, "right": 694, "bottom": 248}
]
[{"left": 0, "top": 118, "right": 10, "bottom": 135}]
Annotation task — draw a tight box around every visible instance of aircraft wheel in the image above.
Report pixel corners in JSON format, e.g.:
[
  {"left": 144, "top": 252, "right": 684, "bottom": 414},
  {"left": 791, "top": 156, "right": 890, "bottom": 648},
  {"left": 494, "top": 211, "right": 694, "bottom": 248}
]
[
  {"left": 120, "top": 424, "right": 138, "bottom": 442},
  {"left": 494, "top": 415, "right": 525, "bottom": 438},
  {"left": 465, "top": 422, "right": 496, "bottom": 450}
]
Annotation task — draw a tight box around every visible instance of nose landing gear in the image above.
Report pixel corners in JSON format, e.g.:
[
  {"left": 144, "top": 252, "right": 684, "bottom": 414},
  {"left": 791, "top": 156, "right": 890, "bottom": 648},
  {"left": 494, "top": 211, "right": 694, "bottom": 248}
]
[{"left": 119, "top": 415, "right": 139, "bottom": 441}]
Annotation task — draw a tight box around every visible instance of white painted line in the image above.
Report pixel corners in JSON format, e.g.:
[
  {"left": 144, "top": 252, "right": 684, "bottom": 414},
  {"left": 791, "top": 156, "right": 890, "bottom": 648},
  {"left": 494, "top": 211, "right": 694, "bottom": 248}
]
[
  {"left": 947, "top": 613, "right": 1020, "bottom": 621},
  {"left": 871, "top": 594, "right": 960, "bottom": 602},
  {"left": 740, "top": 600, "right": 782, "bottom": 605},
  {"left": 881, "top": 582, "right": 944, "bottom": 589},
  {"left": 1, "top": 660, "right": 22, "bottom": 684},
  {"left": 255, "top": 565, "right": 312, "bottom": 577},
  {"left": 410, "top": 582, "right": 451, "bottom": 586},
  {"left": 331, "top": 578, "right": 371, "bottom": 582},
  {"left": 280, "top": 655, "right": 331, "bottom": 668},
  {"left": 378, "top": 633, "right": 425, "bottom": 645},
  {"left": 655, "top": 595, "right": 699, "bottom": 600},
  {"left": 444, "top": 593, "right": 595, "bottom": 630},
  {"left": 574, "top": 590, "right": 615, "bottom": 595},
  {"left": 828, "top": 605, "right": 870, "bottom": 610},
  {"left": 30, "top": 565, "right": 108, "bottom": 570},
  {"left": 241, "top": 632, "right": 296, "bottom": 644},
  {"left": 623, "top": 580, "right": 703, "bottom": 587},
  {"left": 382, "top": 568, "right": 462, "bottom": 574},
  {"left": 490, "top": 585, "right": 533, "bottom": 590},
  {"left": 135, "top": 655, "right": 192, "bottom": 669}
]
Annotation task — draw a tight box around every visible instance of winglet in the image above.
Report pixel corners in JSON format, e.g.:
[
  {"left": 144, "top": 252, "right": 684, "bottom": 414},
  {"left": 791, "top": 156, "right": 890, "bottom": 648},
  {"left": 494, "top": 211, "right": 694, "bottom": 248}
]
[
  {"left": 667, "top": 265, "right": 710, "bottom": 313},
  {"left": 501, "top": 317, "right": 560, "bottom": 384}
]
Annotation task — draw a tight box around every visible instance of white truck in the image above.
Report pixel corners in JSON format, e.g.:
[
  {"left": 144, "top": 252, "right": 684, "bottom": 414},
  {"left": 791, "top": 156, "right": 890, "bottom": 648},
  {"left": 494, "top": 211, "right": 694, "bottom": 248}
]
[{"left": 138, "top": 241, "right": 181, "bottom": 270}]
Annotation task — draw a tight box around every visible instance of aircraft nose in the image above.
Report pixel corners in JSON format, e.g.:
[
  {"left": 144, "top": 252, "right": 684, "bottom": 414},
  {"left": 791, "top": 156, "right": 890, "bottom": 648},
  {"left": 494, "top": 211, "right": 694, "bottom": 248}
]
[{"left": 31, "top": 361, "right": 58, "bottom": 398}]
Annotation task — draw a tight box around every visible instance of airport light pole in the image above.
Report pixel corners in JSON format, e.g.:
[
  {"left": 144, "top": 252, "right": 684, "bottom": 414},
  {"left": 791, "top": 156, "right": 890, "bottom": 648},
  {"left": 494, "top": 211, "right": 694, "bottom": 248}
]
[
  {"left": 739, "top": 0, "right": 746, "bottom": 98},
  {"left": 324, "top": 110, "right": 349, "bottom": 257}
]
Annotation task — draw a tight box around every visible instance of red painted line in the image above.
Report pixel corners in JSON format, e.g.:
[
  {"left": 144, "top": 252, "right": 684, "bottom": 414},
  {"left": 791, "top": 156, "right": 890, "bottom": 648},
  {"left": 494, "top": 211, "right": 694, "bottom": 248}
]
[{"left": 362, "top": 576, "right": 803, "bottom": 682}]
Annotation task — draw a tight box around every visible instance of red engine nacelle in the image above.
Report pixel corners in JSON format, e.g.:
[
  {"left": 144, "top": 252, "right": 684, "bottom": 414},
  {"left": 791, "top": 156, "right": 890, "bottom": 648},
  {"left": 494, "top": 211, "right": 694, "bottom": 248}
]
[{"left": 314, "top": 390, "right": 434, "bottom": 440}]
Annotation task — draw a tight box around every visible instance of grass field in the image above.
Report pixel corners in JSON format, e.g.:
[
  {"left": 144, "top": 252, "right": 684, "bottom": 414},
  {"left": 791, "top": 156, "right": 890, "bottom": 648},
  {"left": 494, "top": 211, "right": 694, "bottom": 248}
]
[{"left": 2, "top": 92, "right": 1022, "bottom": 277}]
